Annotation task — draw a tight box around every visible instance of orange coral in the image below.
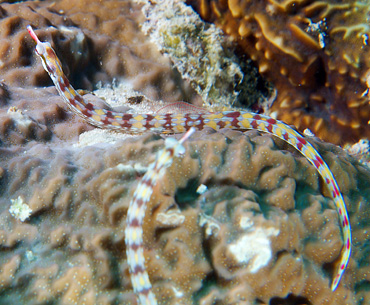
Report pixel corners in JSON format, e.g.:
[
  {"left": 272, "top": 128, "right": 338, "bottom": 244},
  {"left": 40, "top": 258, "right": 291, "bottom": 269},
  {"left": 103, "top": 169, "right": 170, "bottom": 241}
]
[{"left": 188, "top": 0, "right": 370, "bottom": 144}]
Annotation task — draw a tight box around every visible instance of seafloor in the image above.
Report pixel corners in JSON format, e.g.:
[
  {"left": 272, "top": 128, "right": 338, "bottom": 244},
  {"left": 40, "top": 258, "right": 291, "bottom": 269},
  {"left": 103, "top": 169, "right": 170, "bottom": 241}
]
[{"left": 0, "top": 1, "right": 369, "bottom": 305}]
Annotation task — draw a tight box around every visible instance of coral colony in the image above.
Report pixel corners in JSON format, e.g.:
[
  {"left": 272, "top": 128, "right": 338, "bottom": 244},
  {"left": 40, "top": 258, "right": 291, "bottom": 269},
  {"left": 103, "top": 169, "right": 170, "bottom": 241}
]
[
  {"left": 189, "top": 0, "right": 370, "bottom": 145},
  {"left": 28, "top": 22, "right": 351, "bottom": 304}
]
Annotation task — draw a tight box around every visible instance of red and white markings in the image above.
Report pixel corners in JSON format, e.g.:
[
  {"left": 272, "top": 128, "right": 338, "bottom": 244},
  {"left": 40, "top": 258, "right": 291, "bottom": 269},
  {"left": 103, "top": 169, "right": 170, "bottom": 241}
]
[{"left": 28, "top": 25, "right": 351, "bottom": 302}]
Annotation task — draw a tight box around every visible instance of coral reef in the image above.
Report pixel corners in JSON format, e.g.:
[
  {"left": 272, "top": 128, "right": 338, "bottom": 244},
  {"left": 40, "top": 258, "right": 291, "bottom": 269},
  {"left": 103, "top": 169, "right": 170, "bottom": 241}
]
[
  {"left": 0, "top": 85, "right": 368, "bottom": 305},
  {"left": 138, "top": 0, "right": 271, "bottom": 110},
  {"left": 28, "top": 19, "right": 354, "bottom": 294},
  {"left": 188, "top": 0, "right": 370, "bottom": 145},
  {"left": 345, "top": 139, "right": 370, "bottom": 169},
  {"left": 0, "top": 0, "right": 198, "bottom": 102},
  {"left": 0, "top": 0, "right": 369, "bottom": 304},
  {"left": 0, "top": 91, "right": 369, "bottom": 303}
]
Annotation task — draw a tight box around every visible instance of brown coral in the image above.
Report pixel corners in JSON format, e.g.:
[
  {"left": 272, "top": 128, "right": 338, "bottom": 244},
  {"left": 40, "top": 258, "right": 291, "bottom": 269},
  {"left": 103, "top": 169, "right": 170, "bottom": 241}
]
[
  {"left": 188, "top": 0, "right": 370, "bottom": 145},
  {"left": 0, "top": 0, "right": 369, "bottom": 304},
  {"left": 0, "top": 0, "right": 198, "bottom": 103},
  {"left": 0, "top": 98, "right": 369, "bottom": 304},
  {"left": 0, "top": 59, "right": 362, "bottom": 305}
]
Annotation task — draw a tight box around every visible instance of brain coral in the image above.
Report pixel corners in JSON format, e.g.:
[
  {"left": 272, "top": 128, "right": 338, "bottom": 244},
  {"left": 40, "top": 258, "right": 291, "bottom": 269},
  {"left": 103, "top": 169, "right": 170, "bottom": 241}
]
[
  {"left": 0, "top": 0, "right": 198, "bottom": 103},
  {"left": 0, "top": 81, "right": 369, "bottom": 304},
  {"left": 188, "top": 0, "right": 370, "bottom": 145},
  {"left": 0, "top": 0, "right": 370, "bottom": 304}
]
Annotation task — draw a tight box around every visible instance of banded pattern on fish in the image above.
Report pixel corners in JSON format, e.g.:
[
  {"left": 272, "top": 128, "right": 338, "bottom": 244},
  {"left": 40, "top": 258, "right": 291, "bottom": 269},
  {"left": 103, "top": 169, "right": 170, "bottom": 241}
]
[{"left": 27, "top": 25, "right": 351, "bottom": 304}]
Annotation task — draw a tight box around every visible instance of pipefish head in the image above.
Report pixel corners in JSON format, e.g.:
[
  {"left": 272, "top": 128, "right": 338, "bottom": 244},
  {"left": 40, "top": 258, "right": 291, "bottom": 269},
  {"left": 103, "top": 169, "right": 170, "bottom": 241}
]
[{"left": 27, "top": 25, "right": 63, "bottom": 76}]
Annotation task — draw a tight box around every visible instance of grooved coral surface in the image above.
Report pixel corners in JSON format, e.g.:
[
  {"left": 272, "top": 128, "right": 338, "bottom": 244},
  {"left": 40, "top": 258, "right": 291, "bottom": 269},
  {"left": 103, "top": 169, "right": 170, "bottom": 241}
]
[
  {"left": 0, "top": 0, "right": 369, "bottom": 304},
  {"left": 0, "top": 82, "right": 369, "bottom": 304},
  {"left": 188, "top": 0, "right": 370, "bottom": 145},
  {"left": 0, "top": 0, "right": 198, "bottom": 103}
]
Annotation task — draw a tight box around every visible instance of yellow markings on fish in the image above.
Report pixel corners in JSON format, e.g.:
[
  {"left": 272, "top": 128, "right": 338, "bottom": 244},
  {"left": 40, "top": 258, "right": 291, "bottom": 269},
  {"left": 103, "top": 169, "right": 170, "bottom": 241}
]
[
  {"left": 242, "top": 112, "right": 254, "bottom": 119},
  {"left": 92, "top": 115, "right": 102, "bottom": 122},
  {"left": 95, "top": 108, "right": 105, "bottom": 115},
  {"left": 133, "top": 121, "right": 144, "bottom": 130},
  {"left": 134, "top": 115, "right": 145, "bottom": 122}
]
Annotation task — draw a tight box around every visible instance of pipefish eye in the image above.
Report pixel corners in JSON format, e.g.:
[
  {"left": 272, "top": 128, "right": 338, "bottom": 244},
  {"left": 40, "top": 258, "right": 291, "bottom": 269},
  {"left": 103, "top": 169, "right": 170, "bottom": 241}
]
[{"left": 35, "top": 44, "right": 44, "bottom": 56}]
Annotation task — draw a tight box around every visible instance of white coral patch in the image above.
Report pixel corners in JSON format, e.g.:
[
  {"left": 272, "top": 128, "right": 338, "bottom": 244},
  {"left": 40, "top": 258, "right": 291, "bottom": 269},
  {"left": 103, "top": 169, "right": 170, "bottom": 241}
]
[
  {"left": 116, "top": 163, "right": 148, "bottom": 174},
  {"left": 239, "top": 216, "right": 254, "bottom": 230},
  {"left": 228, "top": 227, "right": 279, "bottom": 273},
  {"left": 303, "top": 128, "right": 315, "bottom": 137},
  {"left": 171, "top": 286, "right": 184, "bottom": 298},
  {"left": 199, "top": 214, "right": 220, "bottom": 237},
  {"left": 196, "top": 184, "right": 207, "bottom": 194},
  {"left": 9, "top": 196, "right": 32, "bottom": 222},
  {"left": 75, "top": 129, "right": 133, "bottom": 147},
  {"left": 156, "top": 211, "right": 185, "bottom": 226},
  {"left": 7, "top": 107, "right": 33, "bottom": 128}
]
